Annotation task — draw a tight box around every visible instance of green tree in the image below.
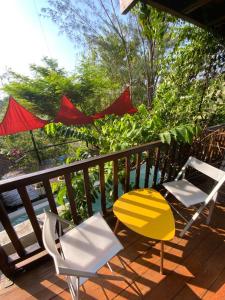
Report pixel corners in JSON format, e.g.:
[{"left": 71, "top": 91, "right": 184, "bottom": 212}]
[
  {"left": 136, "top": 3, "right": 176, "bottom": 107},
  {"left": 42, "top": 0, "right": 175, "bottom": 107},
  {"left": 42, "top": 0, "right": 137, "bottom": 95},
  {"left": 2, "top": 57, "right": 81, "bottom": 117},
  {"left": 1, "top": 55, "right": 124, "bottom": 117},
  {"left": 77, "top": 55, "right": 120, "bottom": 115},
  {"left": 153, "top": 24, "right": 225, "bottom": 128}
]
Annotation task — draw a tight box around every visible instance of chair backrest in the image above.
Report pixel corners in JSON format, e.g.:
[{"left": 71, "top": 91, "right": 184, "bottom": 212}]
[
  {"left": 42, "top": 211, "right": 124, "bottom": 278},
  {"left": 187, "top": 156, "right": 225, "bottom": 182},
  {"left": 42, "top": 211, "right": 67, "bottom": 274},
  {"left": 182, "top": 156, "right": 225, "bottom": 204}
]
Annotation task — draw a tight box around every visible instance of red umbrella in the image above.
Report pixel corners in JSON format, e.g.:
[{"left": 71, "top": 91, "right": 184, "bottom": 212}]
[
  {"left": 91, "top": 87, "right": 137, "bottom": 120},
  {"left": 0, "top": 96, "right": 48, "bottom": 165},
  {"left": 54, "top": 95, "right": 93, "bottom": 125}
]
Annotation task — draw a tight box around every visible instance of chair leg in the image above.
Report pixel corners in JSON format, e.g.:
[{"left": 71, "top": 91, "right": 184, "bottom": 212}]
[
  {"left": 107, "top": 262, "right": 113, "bottom": 273},
  {"left": 67, "top": 277, "right": 78, "bottom": 300},
  {"left": 76, "top": 277, "right": 79, "bottom": 300},
  {"left": 164, "top": 191, "right": 169, "bottom": 198},
  {"left": 164, "top": 191, "right": 188, "bottom": 222},
  {"left": 114, "top": 219, "right": 120, "bottom": 234},
  {"left": 169, "top": 202, "right": 189, "bottom": 222},
  {"left": 180, "top": 203, "right": 206, "bottom": 237},
  {"left": 206, "top": 200, "right": 216, "bottom": 225}
]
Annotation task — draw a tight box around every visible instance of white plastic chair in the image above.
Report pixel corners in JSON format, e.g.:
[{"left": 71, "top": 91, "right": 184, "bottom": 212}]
[
  {"left": 42, "top": 211, "right": 125, "bottom": 300},
  {"left": 163, "top": 156, "right": 225, "bottom": 237}
]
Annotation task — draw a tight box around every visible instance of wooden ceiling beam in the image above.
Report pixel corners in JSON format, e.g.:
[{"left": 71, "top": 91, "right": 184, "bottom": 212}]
[
  {"left": 119, "top": 0, "right": 225, "bottom": 37},
  {"left": 142, "top": 0, "right": 204, "bottom": 28},
  {"left": 209, "top": 14, "right": 225, "bottom": 26},
  {"left": 182, "top": 0, "right": 212, "bottom": 14}
]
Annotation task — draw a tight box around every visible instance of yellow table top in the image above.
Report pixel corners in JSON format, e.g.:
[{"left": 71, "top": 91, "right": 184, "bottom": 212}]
[{"left": 113, "top": 188, "right": 175, "bottom": 241}]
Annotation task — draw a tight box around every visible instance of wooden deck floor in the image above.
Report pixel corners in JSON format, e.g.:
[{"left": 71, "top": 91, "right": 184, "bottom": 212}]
[{"left": 1, "top": 201, "right": 225, "bottom": 300}]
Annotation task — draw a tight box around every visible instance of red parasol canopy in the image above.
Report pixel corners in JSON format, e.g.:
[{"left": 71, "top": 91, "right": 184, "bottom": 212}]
[
  {"left": 91, "top": 88, "right": 137, "bottom": 120},
  {"left": 54, "top": 95, "right": 93, "bottom": 125},
  {"left": 0, "top": 96, "right": 48, "bottom": 136}
]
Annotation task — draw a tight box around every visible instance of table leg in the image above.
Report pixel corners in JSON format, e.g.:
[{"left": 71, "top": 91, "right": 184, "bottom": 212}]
[
  {"left": 114, "top": 219, "right": 120, "bottom": 234},
  {"left": 160, "top": 241, "right": 164, "bottom": 274}
]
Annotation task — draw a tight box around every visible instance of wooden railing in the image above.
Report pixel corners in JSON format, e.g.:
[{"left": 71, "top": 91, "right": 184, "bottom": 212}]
[
  {"left": 1, "top": 123, "right": 225, "bottom": 279},
  {"left": 0, "top": 140, "right": 190, "bottom": 278}
]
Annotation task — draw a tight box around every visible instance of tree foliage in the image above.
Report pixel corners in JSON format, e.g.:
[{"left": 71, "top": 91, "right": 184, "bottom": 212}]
[
  {"left": 42, "top": 0, "right": 176, "bottom": 107},
  {"left": 2, "top": 57, "right": 80, "bottom": 117},
  {"left": 1, "top": 55, "right": 122, "bottom": 117},
  {"left": 152, "top": 24, "right": 225, "bottom": 128},
  {"left": 45, "top": 104, "right": 201, "bottom": 155}
]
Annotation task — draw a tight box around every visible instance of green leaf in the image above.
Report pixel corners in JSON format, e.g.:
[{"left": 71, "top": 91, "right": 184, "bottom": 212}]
[{"left": 159, "top": 132, "right": 171, "bottom": 144}]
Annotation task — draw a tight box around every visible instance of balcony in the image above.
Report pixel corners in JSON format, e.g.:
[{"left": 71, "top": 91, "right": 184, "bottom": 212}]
[{"left": 0, "top": 125, "right": 225, "bottom": 299}]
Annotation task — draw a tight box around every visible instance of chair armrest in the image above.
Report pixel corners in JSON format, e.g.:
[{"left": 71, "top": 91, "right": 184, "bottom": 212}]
[{"left": 58, "top": 267, "right": 125, "bottom": 281}]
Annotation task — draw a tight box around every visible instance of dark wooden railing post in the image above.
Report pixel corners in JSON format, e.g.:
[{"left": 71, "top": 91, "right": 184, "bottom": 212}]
[
  {"left": 99, "top": 163, "right": 106, "bottom": 215},
  {"left": 83, "top": 168, "right": 93, "bottom": 217},
  {"left": 42, "top": 179, "right": 58, "bottom": 215},
  {"left": 167, "top": 142, "right": 176, "bottom": 181},
  {"left": 135, "top": 153, "right": 141, "bottom": 189},
  {"left": 64, "top": 173, "right": 79, "bottom": 224},
  {"left": 160, "top": 145, "right": 169, "bottom": 184},
  {"left": 17, "top": 186, "right": 43, "bottom": 247},
  {"left": 0, "top": 245, "right": 14, "bottom": 278},
  {"left": 125, "top": 156, "right": 131, "bottom": 192},
  {"left": 113, "top": 160, "right": 118, "bottom": 201},
  {"left": 153, "top": 147, "right": 160, "bottom": 187},
  {"left": 0, "top": 201, "right": 26, "bottom": 257},
  {"left": 144, "top": 150, "right": 151, "bottom": 188}
]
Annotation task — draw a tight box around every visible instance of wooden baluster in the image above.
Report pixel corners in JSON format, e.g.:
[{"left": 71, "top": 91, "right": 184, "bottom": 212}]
[
  {"left": 99, "top": 163, "right": 106, "bottom": 215},
  {"left": 42, "top": 179, "right": 58, "bottom": 215},
  {"left": 83, "top": 168, "right": 93, "bottom": 217},
  {"left": 176, "top": 144, "right": 187, "bottom": 172},
  {"left": 144, "top": 150, "right": 151, "bottom": 188},
  {"left": 113, "top": 160, "right": 118, "bottom": 201},
  {"left": 160, "top": 146, "right": 169, "bottom": 184},
  {"left": 64, "top": 173, "right": 79, "bottom": 224},
  {"left": 171, "top": 143, "right": 179, "bottom": 180},
  {"left": 0, "top": 245, "right": 14, "bottom": 278},
  {"left": 125, "top": 156, "right": 130, "bottom": 192},
  {"left": 17, "top": 186, "right": 43, "bottom": 247},
  {"left": 135, "top": 153, "right": 141, "bottom": 189},
  {"left": 153, "top": 147, "right": 160, "bottom": 187},
  {"left": 167, "top": 142, "right": 176, "bottom": 181},
  {"left": 0, "top": 201, "right": 26, "bottom": 257}
]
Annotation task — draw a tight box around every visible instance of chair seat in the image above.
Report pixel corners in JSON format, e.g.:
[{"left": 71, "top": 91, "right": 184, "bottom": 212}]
[
  {"left": 163, "top": 179, "right": 208, "bottom": 207},
  {"left": 59, "top": 213, "right": 123, "bottom": 285}
]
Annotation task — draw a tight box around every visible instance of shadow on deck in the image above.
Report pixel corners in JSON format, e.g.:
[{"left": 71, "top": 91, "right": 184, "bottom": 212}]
[{"left": 1, "top": 200, "right": 225, "bottom": 300}]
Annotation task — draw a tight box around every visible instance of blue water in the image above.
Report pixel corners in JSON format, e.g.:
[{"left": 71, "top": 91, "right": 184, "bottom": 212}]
[{"left": 9, "top": 203, "right": 50, "bottom": 227}]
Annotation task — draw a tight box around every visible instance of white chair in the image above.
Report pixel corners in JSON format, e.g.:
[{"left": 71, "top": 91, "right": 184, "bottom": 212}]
[
  {"left": 42, "top": 211, "right": 125, "bottom": 300},
  {"left": 163, "top": 156, "right": 225, "bottom": 237}
]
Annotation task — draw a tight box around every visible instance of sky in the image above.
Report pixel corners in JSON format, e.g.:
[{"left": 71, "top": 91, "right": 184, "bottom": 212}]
[{"left": 0, "top": 0, "right": 79, "bottom": 77}]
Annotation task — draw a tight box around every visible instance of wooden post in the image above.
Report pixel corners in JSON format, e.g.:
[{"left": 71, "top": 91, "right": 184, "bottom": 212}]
[{"left": 0, "top": 245, "right": 14, "bottom": 278}]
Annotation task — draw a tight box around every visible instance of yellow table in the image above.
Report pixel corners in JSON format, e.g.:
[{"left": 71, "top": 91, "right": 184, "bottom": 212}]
[{"left": 113, "top": 188, "right": 175, "bottom": 274}]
